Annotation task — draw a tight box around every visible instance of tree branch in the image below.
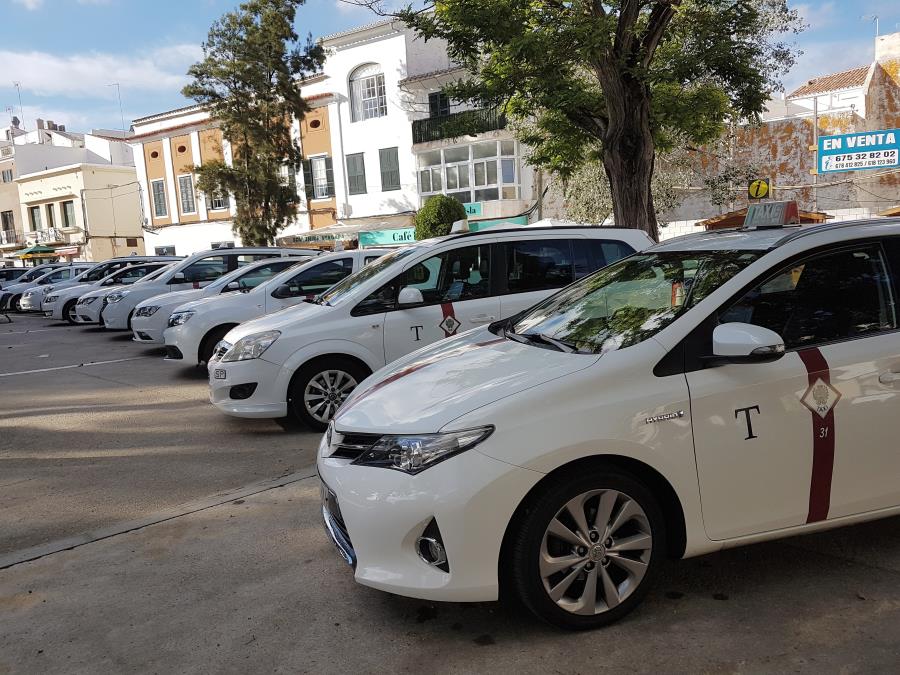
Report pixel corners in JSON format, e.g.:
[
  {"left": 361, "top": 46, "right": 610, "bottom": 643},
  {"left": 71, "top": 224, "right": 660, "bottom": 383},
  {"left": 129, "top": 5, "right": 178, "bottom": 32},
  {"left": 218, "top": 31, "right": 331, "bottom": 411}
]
[
  {"left": 613, "top": 0, "right": 641, "bottom": 57},
  {"left": 640, "top": 1, "right": 679, "bottom": 69}
]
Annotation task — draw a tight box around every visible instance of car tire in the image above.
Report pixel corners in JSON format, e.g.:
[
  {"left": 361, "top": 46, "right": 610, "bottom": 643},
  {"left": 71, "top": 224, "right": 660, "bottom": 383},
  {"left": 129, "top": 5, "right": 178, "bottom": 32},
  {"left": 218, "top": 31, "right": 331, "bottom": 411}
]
[
  {"left": 199, "top": 324, "right": 236, "bottom": 365},
  {"left": 11, "top": 294, "right": 22, "bottom": 312},
  {"left": 287, "top": 357, "right": 369, "bottom": 431},
  {"left": 508, "top": 467, "right": 665, "bottom": 630},
  {"left": 63, "top": 299, "right": 78, "bottom": 325}
]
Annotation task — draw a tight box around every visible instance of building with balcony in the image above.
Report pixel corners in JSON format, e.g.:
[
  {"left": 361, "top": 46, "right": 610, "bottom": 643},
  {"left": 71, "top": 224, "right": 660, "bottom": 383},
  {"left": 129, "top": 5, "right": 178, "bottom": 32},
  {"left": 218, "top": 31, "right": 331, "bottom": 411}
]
[
  {"left": 1, "top": 118, "right": 141, "bottom": 263},
  {"left": 16, "top": 163, "right": 145, "bottom": 261}
]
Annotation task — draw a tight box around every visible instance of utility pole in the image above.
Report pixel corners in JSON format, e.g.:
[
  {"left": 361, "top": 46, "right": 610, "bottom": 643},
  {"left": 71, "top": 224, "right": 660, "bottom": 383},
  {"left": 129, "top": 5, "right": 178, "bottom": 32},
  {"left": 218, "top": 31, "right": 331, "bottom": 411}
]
[{"left": 107, "top": 83, "right": 126, "bottom": 135}]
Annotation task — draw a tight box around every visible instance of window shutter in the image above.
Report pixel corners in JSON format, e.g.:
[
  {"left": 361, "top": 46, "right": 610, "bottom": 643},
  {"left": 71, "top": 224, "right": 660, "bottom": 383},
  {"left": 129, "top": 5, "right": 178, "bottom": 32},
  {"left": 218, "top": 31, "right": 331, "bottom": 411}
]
[
  {"left": 301, "top": 159, "right": 314, "bottom": 203},
  {"left": 379, "top": 147, "right": 400, "bottom": 191},
  {"left": 324, "top": 157, "right": 335, "bottom": 197}
]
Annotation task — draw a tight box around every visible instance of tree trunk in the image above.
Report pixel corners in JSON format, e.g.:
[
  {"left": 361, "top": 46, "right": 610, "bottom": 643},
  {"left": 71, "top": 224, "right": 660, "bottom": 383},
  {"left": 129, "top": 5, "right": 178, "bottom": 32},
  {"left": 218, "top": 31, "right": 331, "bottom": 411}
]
[{"left": 599, "top": 74, "right": 659, "bottom": 242}]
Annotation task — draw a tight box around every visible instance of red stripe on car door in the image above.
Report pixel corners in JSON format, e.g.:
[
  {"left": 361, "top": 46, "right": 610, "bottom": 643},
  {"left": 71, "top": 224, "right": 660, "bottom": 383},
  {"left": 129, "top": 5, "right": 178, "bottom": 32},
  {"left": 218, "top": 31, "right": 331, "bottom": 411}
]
[
  {"left": 440, "top": 302, "right": 457, "bottom": 337},
  {"left": 797, "top": 347, "right": 835, "bottom": 523}
]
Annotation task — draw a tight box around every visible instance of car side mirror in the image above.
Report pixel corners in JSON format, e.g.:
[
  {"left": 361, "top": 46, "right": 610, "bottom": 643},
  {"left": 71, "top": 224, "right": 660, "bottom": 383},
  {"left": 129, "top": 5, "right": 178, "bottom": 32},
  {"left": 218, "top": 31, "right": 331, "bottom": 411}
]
[
  {"left": 398, "top": 286, "right": 424, "bottom": 307},
  {"left": 711, "top": 322, "right": 785, "bottom": 363},
  {"left": 172, "top": 272, "right": 187, "bottom": 284},
  {"left": 271, "top": 284, "right": 296, "bottom": 299},
  {"left": 224, "top": 281, "right": 240, "bottom": 292}
]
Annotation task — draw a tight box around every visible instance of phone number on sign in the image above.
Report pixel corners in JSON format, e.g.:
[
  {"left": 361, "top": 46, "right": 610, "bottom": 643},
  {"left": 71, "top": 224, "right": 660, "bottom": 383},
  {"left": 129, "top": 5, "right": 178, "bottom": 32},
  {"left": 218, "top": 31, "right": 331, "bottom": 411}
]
[{"left": 824, "top": 149, "right": 899, "bottom": 171}]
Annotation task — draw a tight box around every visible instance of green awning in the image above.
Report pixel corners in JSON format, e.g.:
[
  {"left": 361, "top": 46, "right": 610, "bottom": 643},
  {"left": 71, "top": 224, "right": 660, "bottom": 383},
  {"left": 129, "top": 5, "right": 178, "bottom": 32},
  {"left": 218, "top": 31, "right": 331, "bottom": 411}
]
[{"left": 12, "top": 244, "right": 56, "bottom": 259}]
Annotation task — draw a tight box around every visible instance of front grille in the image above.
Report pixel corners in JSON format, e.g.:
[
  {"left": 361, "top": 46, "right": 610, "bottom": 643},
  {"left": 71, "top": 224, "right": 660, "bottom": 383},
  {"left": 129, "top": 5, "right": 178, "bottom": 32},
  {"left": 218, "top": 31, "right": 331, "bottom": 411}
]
[
  {"left": 165, "top": 345, "right": 183, "bottom": 360},
  {"left": 330, "top": 431, "right": 381, "bottom": 460}
]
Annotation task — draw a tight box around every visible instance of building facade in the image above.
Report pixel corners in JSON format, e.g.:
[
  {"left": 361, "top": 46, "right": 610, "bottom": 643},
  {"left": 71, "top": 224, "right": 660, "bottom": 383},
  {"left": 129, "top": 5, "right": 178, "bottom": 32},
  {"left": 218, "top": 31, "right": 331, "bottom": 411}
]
[
  {"left": 1, "top": 118, "right": 144, "bottom": 263},
  {"left": 132, "top": 18, "right": 548, "bottom": 254},
  {"left": 130, "top": 106, "right": 234, "bottom": 256},
  {"left": 660, "top": 31, "right": 900, "bottom": 240}
]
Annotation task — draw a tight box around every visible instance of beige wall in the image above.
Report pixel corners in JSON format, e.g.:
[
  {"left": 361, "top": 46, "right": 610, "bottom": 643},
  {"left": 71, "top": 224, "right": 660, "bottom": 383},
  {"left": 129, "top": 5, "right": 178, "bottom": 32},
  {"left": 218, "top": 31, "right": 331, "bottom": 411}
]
[
  {"left": 301, "top": 106, "right": 336, "bottom": 229},
  {"left": 143, "top": 140, "right": 171, "bottom": 226},
  {"left": 17, "top": 164, "right": 145, "bottom": 261}
]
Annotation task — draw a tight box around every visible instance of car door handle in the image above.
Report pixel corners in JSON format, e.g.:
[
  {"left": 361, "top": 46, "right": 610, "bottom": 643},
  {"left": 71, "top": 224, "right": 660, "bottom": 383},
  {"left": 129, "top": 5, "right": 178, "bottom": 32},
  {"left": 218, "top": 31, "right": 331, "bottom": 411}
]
[
  {"left": 879, "top": 371, "right": 900, "bottom": 385},
  {"left": 471, "top": 314, "right": 496, "bottom": 323}
]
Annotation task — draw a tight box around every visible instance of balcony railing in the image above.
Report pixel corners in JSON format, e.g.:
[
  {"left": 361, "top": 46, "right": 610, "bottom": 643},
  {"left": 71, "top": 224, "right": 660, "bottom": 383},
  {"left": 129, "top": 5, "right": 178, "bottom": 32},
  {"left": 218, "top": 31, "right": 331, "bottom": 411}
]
[
  {"left": 0, "top": 229, "right": 19, "bottom": 246},
  {"left": 412, "top": 107, "right": 507, "bottom": 145},
  {"left": 34, "top": 227, "right": 64, "bottom": 244}
]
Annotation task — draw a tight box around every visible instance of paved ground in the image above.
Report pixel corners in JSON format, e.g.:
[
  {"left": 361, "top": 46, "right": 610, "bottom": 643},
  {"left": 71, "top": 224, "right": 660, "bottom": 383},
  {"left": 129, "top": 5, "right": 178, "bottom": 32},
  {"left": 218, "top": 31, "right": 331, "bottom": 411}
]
[{"left": 2, "top": 312, "right": 900, "bottom": 673}]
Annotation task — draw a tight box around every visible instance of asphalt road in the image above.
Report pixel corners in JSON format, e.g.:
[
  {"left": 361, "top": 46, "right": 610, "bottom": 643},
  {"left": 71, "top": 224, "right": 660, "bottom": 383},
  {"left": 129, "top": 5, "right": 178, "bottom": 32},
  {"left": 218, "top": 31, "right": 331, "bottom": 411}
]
[
  {"left": 2, "top": 312, "right": 900, "bottom": 673},
  {"left": 0, "top": 313, "right": 320, "bottom": 556}
]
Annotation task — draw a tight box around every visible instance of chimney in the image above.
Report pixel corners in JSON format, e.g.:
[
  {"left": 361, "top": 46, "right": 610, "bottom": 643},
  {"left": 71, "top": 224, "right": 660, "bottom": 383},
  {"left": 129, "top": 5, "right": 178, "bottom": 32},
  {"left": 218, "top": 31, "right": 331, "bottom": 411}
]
[
  {"left": 47, "top": 120, "right": 56, "bottom": 131},
  {"left": 58, "top": 124, "right": 66, "bottom": 132},
  {"left": 36, "top": 118, "right": 45, "bottom": 130},
  {"left": 875, "top": 31, "right": 900, "bottom": 63}
]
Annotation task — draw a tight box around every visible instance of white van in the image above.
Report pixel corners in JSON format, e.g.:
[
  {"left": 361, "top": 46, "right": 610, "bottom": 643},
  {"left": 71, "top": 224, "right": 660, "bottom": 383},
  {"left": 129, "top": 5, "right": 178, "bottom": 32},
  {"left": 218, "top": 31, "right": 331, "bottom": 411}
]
[
  {"left": 165, "top": 249, "right": 389, "bottom": 365},
  {"left": 318, "top": 216, "right": 900, "bottom": 630},
  {"left": 208, "top": 226, "right": 652, "bottom": 428}
]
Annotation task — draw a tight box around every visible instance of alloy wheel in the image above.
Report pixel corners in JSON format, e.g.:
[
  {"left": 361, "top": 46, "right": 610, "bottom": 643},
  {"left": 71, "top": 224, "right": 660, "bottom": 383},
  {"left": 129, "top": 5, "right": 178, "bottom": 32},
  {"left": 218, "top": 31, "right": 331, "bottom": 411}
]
[
  {"left": 303, "top": 369, "right": 358, "bottom": 423},
  {"left": 539, "top": 489, "right": 652, "bottom": 616}
]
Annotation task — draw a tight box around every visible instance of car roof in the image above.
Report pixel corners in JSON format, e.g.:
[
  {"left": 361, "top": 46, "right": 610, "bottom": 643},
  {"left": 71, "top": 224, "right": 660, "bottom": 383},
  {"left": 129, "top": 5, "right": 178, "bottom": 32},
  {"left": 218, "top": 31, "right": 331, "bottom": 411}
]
[
  {"left": 421, "top": 225, "right": 652, "bottom": 247},
  {"left": 652, "top": 217, "right": 900, "bottom": 252}
]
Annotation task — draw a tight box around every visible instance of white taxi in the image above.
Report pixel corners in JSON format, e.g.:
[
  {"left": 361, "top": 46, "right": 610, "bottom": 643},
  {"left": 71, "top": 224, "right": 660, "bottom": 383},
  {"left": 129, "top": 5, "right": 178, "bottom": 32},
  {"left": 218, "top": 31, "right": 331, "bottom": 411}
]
[
  {"left": 167, "top": 249, "right": 387, "bottom": 365},
  {"left": 131, "top": 257, "right": 306, "bottom": 347},
  {"left": 209, "top": 225, "right": 652, "bottom": 428},
  {"left": 318, "top": 215, "right": 900, "bottom": 630}
]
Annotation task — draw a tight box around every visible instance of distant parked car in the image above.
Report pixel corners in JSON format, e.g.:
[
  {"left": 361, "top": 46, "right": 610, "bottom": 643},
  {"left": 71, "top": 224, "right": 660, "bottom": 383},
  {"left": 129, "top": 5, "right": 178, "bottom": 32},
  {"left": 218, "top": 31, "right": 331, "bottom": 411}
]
[{"left": 0, "top": 267, "right": 28, "bottom": 290}]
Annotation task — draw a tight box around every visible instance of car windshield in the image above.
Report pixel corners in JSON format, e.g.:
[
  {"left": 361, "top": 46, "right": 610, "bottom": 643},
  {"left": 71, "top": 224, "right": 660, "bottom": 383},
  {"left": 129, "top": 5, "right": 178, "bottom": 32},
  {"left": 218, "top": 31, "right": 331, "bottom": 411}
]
[
  {"left": 134, "top": 264, "right": 173, "bottom": 283},
  {"left": 507, "top": 250, "right": 761, "bottom": 355},
  {"left": 319, "top": 247, "right": 418, "bottom": 306},
  {"left": 19, "top": 267, "right": 52, "bottom": 283}
]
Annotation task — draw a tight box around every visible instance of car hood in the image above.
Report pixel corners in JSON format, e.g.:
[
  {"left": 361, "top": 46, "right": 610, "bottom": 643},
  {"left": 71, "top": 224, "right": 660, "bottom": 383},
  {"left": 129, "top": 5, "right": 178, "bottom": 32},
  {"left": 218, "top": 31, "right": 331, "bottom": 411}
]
[
  {"left": 2, "top": 281, "right": 37, "bottom": 294},
  {"left": 173, "top": 292, "right": 254, "bottom": 314},
  {"left": 333, "top": 328, "right": 601, "bottom": 434},
  {"left": 223, "top": 301, "right": 327, "bottom": 342},
  {"left": 138, "top": 288, "right": 204, "bottom": 310},
  {"left": 53, "top": 283, "right": 97, "bottom": 298}
]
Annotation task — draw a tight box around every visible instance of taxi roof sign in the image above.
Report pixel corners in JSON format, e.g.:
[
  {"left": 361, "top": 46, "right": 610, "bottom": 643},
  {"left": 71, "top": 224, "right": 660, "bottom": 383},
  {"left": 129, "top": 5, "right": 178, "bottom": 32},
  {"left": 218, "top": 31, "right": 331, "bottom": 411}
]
[{"left": 743, "top": 200, "right": 800, "bottom": 230}]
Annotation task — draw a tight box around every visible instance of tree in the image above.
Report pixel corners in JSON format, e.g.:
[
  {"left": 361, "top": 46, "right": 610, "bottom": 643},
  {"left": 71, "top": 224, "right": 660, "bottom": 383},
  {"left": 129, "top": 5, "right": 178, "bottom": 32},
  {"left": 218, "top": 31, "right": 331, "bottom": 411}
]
[
  {"left": 391, "top": 0, "right": 803, "bottom": 241},
  {"left": 561, "top": 150, "right": 691, "bottom": 224},
  {"left": 415, "top": 194, "right": 467, "bottom": 239},
  {"left": 183, "top": 0, "right": 324, "bottom": 245}
]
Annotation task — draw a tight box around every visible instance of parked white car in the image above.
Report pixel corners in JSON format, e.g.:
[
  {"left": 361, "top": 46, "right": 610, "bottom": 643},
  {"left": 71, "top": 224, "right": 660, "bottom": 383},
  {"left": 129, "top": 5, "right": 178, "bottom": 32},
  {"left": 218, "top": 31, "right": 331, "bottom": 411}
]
[
  {"left": 319, "top": 215, "right": 900, "bottom": 630},
  {"left": 86, "top": 247, "right": 317, "bottom": 329},
  {"left": 18, "top": 264, "right": 94, "bottom": 311},
  {"left": 71, "top": 262, "right": 178, "bottom": 324},
  {"left": 43, "top": 261, "right": 172, "bottom": 324},
  {"left": 131, "top": 257, "right": 310, "bottom": 347},
  {"left": 1, "top": 263, "right": 85, "bottom": 311},
  {"left": 209, "top": 226, "right": 652, "bottom": 429},
  {"left": 167, "top": 249, "right": 388, "bottom": 365}
]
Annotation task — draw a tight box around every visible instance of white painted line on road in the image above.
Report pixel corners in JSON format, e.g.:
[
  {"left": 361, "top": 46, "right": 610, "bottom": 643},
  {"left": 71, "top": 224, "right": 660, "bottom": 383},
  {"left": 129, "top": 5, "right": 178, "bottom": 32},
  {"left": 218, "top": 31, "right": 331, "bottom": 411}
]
[
  {"left": 0, "top": 328, "right": 56, "bottom": 335},
  {"left": 0, "top": 469, "right": 318, "bottom": 570},
  {"left": 0, "top": 356, "right": 148, "bottom": 378}
]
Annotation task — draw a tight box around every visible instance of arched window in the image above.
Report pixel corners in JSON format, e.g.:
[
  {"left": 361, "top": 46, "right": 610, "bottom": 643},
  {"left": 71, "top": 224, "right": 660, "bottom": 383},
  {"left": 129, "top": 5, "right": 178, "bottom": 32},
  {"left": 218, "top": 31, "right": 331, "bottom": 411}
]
[{"left": 349, "top": 63, "right": 387, "bottom": 122}]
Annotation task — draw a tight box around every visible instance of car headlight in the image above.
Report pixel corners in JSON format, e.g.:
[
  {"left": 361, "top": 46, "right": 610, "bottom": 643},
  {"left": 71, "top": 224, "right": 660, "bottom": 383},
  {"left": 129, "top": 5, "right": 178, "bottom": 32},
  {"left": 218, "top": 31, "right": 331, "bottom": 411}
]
[
  {"left": 43, "top": 286, "right": 54, "bottom": 294},
  {"left": 78, "top": 296, "right": 97, "bottom": 305},
  {"left": 45, "top": 295, "right": 58, "bottom": 303},
  {"left": 23, "top": 291, "right": 34, "bottom": 298},
  {"left": 106, "top": 290, "right": 129, "bottom": 303},
  {"left": 221, "top": 330, "right": 280, "bottom": 362},
  {"left": 351, "top": 426, "right": 494, "bottom": 475},
  {"left": 167, "top": 310, "right": 195, "bottom": 327},
  {"left": 136, "top": 305, "right": 159, "bottom": 317}
]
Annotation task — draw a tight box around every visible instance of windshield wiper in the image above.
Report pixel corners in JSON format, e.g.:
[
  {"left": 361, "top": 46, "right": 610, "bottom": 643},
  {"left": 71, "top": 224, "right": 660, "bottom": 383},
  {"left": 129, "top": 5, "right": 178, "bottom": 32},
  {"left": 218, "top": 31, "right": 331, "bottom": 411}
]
[{"left": 505, "top": 329, "right": 577, "bottom": 353}]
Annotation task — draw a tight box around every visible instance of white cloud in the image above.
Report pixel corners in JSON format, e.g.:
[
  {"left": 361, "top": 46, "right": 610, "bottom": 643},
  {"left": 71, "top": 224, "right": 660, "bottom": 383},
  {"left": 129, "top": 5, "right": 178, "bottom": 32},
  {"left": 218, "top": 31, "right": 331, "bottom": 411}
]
[
  {"left": 12, "top": 0, "right": 44, "bottom": 9},
  {"left": 794, "top": 2, "right": 839, "bottom": 32},
  {"left": 0, "top": 45, "right": 203, "bottom": 100}
]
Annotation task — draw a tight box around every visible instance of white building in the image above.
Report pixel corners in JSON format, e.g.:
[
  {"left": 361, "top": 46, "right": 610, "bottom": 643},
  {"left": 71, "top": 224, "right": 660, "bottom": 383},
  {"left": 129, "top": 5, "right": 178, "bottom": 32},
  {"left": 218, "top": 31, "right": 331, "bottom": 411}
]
[{"left": 133, "top": 18, "right": 546, "bottom": 254}]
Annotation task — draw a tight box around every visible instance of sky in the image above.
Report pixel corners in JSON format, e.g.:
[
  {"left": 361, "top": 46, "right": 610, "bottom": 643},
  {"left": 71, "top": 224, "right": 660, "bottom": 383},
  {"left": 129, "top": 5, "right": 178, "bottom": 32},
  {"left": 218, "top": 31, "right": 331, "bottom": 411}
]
[{"left": 1, "top": 0, "right": 900, "bottom": 134}]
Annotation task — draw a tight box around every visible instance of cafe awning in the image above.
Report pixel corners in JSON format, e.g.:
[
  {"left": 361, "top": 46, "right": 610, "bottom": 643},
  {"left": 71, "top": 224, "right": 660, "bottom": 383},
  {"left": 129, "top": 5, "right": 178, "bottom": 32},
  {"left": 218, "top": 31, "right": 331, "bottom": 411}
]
[{"left": 11, "top": 244, "right": 57, "bottom": 259}]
